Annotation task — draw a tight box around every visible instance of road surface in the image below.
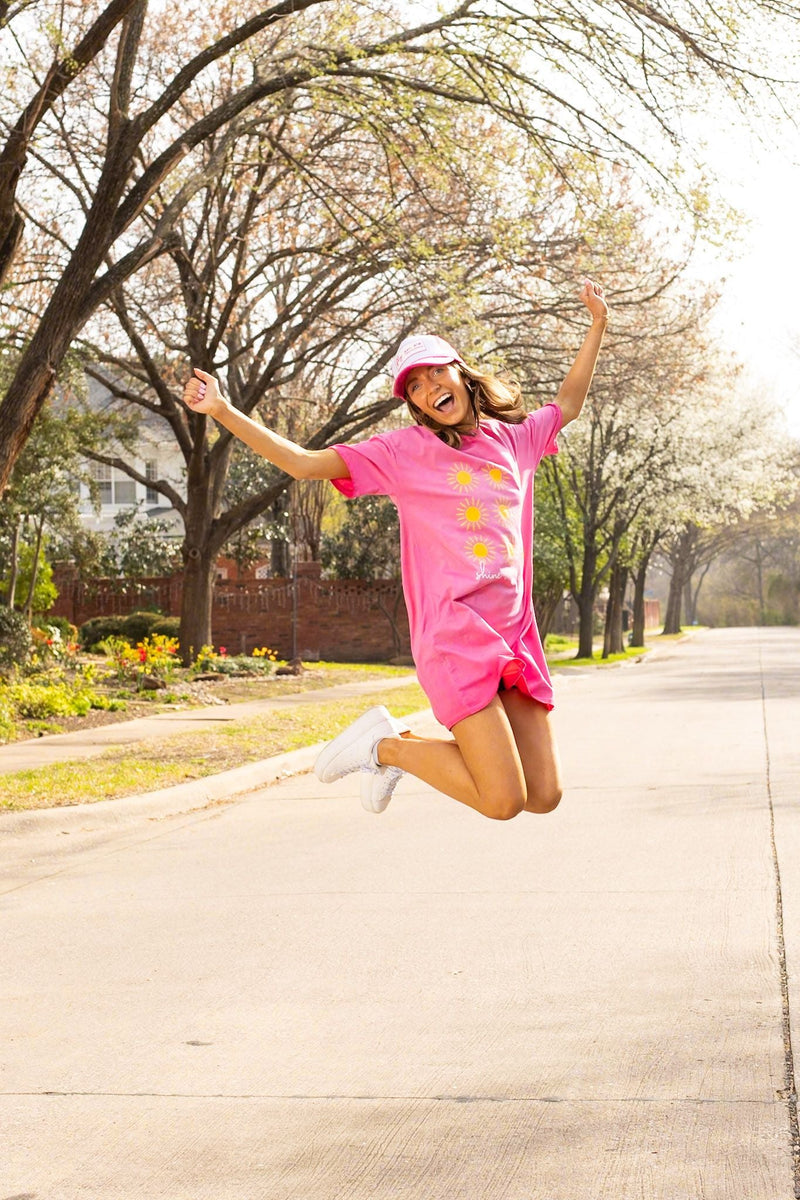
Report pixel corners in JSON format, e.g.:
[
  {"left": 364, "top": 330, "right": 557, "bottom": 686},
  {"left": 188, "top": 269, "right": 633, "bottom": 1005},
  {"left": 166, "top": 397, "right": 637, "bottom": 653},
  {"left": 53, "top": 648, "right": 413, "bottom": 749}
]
[{"left": 2, "top": 627, "right": 799, "bottom": 1199}]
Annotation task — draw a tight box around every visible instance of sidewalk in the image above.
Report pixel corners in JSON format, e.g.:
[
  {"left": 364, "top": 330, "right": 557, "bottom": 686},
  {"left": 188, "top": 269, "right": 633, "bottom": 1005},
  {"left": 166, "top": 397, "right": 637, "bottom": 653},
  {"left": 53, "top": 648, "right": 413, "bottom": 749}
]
[
  {"left": 0, "top": 672, "right": 423, "bottom": 775},
  {"left": 2, "top": 627, "right": 799, "bottom": 1200}
]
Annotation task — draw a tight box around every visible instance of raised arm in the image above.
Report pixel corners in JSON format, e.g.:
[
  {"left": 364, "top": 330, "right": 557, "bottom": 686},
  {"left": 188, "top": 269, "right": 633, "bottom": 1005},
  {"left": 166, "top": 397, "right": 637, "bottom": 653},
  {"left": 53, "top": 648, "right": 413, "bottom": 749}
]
[
  {"left": 554, "top": 280, "right": 609, "bottom": 426},
  {"left": 182, "top": 369, "right": 350, "bottom": 481}
]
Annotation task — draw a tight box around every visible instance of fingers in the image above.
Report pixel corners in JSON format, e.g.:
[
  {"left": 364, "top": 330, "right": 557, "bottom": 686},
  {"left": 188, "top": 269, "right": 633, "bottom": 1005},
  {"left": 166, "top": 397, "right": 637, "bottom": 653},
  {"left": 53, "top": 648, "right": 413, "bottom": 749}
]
[
  {"left": 581, "top": 277, "right": 605, "bottom": 298},
  {"left": 579, "top": 277, "right": 609, "bottom": 317},
  {"left": 182, "top": 371, "right": 210, "bottom": 410}
]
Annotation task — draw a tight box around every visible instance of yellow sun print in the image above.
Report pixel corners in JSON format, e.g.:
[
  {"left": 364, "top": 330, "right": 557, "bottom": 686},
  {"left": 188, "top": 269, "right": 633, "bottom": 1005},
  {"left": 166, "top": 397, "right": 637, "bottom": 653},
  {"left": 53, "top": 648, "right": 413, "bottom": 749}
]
[
  {"left": 447, "top": 462, "right": 474, "bottom": 492},
  {"left": 457, "top": 497, "right": 484, "bottom": 529},
  {"left": 495, "top": 499, "right": 511, "bottom": 524},
  {"left": 500, "top": 533, "right": 517, "bottom": 563},
  {"left": 465, "top": 534, "right": 494, "bottom": 563},
  {"left": 485, "top": 465, "right": 505, "bottom": 488}
]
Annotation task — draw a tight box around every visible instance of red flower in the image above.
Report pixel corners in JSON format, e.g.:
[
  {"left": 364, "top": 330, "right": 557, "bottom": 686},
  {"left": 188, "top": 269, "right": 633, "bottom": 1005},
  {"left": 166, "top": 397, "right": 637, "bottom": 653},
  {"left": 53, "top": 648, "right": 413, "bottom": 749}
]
[
  {"left": 218, "top": 646, "right": 228, "bottom": 656},
  {"left": 138, "top": 647, "right": 148, "bottom": 662}
]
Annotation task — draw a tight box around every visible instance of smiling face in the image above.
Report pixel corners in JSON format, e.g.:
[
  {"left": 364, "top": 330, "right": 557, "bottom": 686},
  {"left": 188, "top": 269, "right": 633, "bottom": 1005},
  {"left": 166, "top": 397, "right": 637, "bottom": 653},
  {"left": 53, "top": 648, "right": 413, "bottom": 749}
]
[{"left": 404, "top": 362, "right": 474, "bottom": 428}]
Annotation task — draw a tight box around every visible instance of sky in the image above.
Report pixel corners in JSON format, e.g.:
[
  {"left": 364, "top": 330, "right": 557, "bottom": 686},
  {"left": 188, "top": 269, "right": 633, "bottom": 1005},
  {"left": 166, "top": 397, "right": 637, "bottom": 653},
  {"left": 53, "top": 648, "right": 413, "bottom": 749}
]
[{"left": 698, "top": 129, "right": 800, "bottom": 436}]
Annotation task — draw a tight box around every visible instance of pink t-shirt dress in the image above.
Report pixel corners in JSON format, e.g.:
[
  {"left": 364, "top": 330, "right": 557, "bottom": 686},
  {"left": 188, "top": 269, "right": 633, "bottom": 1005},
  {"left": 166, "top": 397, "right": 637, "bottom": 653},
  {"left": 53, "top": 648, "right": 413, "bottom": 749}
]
[{"left": 332, "top": 402, "right": 563, "bottom": 729}]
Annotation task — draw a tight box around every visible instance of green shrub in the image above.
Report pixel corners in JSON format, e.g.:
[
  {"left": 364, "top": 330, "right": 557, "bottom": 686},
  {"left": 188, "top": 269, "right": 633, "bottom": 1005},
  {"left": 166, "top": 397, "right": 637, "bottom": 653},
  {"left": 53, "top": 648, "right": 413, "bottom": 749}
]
[
  {"left": 5, "top": 674, "right": 113, "bottom": 720},
  {"left": 150, "top": 616, "right": 180, "bottom": 639},
  {"left": 0, "top": 694, "right": 16, "bottom": 742},
  {"left": 7, "top": 680, "right": 92, "bottom": 719},
  {"left": 192, "top": 647, "right": 274, "bottom": 676},
  {"left": 119, "top": 611, "right": 164, "bottom": 644},
  {"left": 0, "top": 607, "right": 33, "bottom": 674},
  {"left": 79, "top": 615, "right": 126, "bottom": 648}
]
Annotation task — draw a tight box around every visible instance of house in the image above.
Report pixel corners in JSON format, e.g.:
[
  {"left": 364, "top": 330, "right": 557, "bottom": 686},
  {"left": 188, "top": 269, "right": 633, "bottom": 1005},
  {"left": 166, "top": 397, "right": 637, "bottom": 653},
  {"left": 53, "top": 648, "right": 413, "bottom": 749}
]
[{"left": 77, "top": 376, "right": 185, "bottom": 537}]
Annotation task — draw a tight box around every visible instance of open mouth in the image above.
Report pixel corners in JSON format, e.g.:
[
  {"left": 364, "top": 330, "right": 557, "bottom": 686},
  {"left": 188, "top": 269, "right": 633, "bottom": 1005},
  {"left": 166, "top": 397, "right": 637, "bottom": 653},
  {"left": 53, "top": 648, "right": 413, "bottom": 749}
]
[{"left": 434, "top": 393, "right": 455, "bottom": 413}]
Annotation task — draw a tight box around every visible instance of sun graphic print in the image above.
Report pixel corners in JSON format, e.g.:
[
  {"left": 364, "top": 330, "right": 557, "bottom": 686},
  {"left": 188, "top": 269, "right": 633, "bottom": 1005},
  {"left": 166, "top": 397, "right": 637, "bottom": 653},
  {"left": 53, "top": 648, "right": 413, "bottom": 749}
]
[
  {"left": 494, "top": 498, "right": 512, "bottom": 525},
  {"left": 457, "top": 497, "right": 485, "bottom": 529},
  {"left": 485, "top": 464, "right": 506, "bottom": 489},
  {"left": 464, "top": 534, "right": 495, "bottom": 564},
  {"left": 447, "top": 462, "right": 475, "bottom": 493},
  {"left": 499, "top": 532, "right": 518, "bottom": 564}
]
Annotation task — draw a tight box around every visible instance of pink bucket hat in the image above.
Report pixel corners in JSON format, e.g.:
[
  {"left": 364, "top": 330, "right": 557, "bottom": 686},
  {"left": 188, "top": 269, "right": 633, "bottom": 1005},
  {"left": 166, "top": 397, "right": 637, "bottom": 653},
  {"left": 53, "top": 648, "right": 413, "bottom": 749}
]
[{"left": 390, "top": 334, "right": 465, "bottom": 400}]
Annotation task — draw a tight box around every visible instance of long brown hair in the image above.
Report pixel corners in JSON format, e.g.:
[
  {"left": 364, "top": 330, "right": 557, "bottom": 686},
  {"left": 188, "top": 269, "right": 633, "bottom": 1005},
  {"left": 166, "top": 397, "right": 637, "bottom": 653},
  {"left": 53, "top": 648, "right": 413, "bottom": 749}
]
[{"left": 406, "top": 361, "right": 526, "bottom": 449}]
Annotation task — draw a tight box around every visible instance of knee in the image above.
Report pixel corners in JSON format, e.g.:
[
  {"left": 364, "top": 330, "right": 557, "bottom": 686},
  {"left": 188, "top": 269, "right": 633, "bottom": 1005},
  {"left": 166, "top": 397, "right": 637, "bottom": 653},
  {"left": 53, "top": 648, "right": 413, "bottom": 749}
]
[
  {"left": 525, "top": 784, "right": 562, "bottom": 815},
  {"left": 482, "top": 788, "right": 527, "bottom": 821}
]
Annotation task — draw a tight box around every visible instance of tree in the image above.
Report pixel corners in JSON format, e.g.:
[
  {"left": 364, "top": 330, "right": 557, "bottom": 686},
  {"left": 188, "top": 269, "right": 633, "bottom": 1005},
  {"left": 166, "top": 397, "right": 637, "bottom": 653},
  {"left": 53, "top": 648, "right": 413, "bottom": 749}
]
[
  {"left": 99, "top": 505, "right": 181, "bottom": 578},
  {"left": 0, "top": 389, "right": 106, "bottom": 613},
  {"left": 73, "top": 97, "right": 489, "bottom": 657},
  {"left": 697, "top": 499, "right": 800, "bottom": 626},
  {"left": 657, "top": 391, "right": 797, "bottom": 634},
  {"left": 321, "top": 495, "right": 400, "bottom": 582},
  {"left": 2, "top": 0, "right": 798, "bottom": 493},
  {"left": 542, "top": 278, "right": 716, "bottom": 658},
  {"left": 69, "top": 67, "right": 661, "bottom": 659},
  {"left": 532, "top": 462, "right": 575, "bottom": 640}
]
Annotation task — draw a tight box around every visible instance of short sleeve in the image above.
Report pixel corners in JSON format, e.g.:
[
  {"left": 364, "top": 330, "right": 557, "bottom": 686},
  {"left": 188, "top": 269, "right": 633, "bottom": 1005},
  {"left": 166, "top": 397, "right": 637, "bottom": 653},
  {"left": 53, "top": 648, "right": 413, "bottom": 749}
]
[
  {"left": 330, "top": 432, "right": 399, "bottom": 498},
  {"left": 501, "top": 402, "right": 563, "bottom": 470}
]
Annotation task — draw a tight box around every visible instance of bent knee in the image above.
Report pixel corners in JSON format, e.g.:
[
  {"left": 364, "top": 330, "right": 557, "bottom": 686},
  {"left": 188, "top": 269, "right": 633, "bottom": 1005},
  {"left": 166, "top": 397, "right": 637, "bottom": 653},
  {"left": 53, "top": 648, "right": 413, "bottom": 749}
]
[
  {"left": 481, "top": 789, "right": 527, "bottom": 821},
  {"left": 525, "top": 784, "right": 562, "bottom": 815}
]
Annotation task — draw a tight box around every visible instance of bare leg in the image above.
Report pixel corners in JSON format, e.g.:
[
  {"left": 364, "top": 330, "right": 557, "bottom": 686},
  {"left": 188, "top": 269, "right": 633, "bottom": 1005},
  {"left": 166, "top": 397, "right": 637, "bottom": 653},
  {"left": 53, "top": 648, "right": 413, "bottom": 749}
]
[
  {"left": 377, "top": 692, "right": 561, "bottom": 821},
  {"left": 499, "top": 688, "right": 562, "bottom": 813}
]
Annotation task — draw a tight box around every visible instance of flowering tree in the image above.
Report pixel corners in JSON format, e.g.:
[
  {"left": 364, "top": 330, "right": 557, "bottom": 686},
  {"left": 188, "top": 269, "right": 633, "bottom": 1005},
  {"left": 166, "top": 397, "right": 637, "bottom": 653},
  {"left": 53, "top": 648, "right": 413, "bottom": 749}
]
[
  {"left": 657, "top": 392, "right": 797, "bottom": 634},
  {"left": 2, "top": 0, "right": 798, "bottom": 495}
]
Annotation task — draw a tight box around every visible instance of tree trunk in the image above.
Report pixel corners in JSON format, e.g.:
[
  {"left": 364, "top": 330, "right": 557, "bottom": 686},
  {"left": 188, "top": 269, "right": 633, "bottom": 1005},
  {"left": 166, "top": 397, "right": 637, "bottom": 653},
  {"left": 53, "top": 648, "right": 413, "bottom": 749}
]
[
  {"left": 4, "top": 514, "right": 21, "bottom": 607},
  {"left": 21, "top": 514, "right": 45, "bottom": 621},
  {"left": 683, "top": 576, "right": 694, "bottom": 625},
  {"left": 0, "top": 126, "right": 138, "bottom": 493},
  {"left": 662, "top": 570, "right": 683, "bottom": 635},
  {"left": 573, "top": 542, "right": 598, "bottom": 659},
  {"left": 754, "top": 538, "right": 765, "bottom": 624},
  {"left": 179, "top": 548, "right": 215, "bottom": 663},
  {"left": 0, "top": 358, "right": 59, "bottom": 493},
  {"left": 688, "top": 561, "right": 712, "bottom": 627},
  {"left": 662, "top": 528, "right": 697, "bottom": 636},
  {"left": 179, "top": 457, "right": 219, "bottom": 662},
  {"left": 533, "top": 588, "right": 563, "bottom": 642},
  {"left": 602, "top": 561, "right": 627, "bottom": 657},
  {"left": 631, "top": 550, "right": 653, "bottom": 648},
  {"left": 574, "top": 585, "right": 596, "bottom": 660},
  {"left": 377, "top": 586, "right": 404, "bottom": 659},
  {"left": 270, "top": 493, "right": 291, "bottom": 577}
]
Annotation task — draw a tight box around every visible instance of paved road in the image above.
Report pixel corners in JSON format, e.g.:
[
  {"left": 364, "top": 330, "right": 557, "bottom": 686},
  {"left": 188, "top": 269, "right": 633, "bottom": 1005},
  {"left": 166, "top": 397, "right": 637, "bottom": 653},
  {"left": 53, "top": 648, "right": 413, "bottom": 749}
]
[{"left": 2, "top": 627, "right": 799, "bottom": 1199}]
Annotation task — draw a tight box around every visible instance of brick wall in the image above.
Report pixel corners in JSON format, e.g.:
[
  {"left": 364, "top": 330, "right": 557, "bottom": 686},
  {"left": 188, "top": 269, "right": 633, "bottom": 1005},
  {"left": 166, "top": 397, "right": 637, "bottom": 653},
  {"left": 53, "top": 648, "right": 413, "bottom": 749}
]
[{"left": 51, "top": 564, "right": 411, "bottom": 662}]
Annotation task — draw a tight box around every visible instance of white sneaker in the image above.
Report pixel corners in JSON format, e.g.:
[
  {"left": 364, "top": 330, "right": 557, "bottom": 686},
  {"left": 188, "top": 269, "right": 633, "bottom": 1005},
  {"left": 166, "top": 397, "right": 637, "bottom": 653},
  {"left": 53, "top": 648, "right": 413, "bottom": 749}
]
[
  {"left": 314, "top": 705, "right": 408, "bottom": 784},
  {"left": 361, "top": 764, "right": 404, "bottom": 814}
]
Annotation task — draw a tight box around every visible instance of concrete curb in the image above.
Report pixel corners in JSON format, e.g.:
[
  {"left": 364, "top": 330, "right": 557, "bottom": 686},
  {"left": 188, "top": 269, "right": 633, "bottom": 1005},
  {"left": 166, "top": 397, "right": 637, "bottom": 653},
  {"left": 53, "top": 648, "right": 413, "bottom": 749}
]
[{"left": 0, "top": 708, "right": 438, "bottom": 840}]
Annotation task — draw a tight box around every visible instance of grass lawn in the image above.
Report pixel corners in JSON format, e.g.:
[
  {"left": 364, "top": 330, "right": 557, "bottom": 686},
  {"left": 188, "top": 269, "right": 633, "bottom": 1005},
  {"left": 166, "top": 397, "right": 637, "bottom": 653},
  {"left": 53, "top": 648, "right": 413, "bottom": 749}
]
[
  {"left": 0, "top": 682, "right": 429, "bottom": 812},
  {"left": 552, "top": 644, "right": 649, "bottom": 668}
]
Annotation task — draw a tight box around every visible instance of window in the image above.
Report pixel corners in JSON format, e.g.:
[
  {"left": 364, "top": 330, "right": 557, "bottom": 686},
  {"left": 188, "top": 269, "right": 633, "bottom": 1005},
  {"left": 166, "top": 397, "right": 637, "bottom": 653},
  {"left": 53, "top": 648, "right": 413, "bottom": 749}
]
[
  {"left": 89, "top": 461, "right": 136, "bottom": 506},
  {"left": 90, "top": 461, "right": 112, "bottom": 505},
  {"left": 113, "top": 476, "right": 136, "bottom": 505},
  {"left": 144, "top": 459, "right": 158, "bottom": 504}
]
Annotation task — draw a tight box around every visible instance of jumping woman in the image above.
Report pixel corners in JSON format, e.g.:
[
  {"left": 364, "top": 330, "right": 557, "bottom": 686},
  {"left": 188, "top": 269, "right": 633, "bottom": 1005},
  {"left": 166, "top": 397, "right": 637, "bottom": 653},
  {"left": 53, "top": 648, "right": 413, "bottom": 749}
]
[{"left": 182, "top": 279, "right": 608, "bottom": 820}]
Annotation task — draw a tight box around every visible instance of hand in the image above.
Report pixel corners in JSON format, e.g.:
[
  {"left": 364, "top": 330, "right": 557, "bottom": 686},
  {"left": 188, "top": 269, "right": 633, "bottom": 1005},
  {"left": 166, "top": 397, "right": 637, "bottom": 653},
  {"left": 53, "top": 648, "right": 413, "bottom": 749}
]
[
  {"left": 182, "top": 368, "right": 226, "bottom": 416},
  {"left": 580, "top": 278, "right": 609, "bottom": 322}
]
